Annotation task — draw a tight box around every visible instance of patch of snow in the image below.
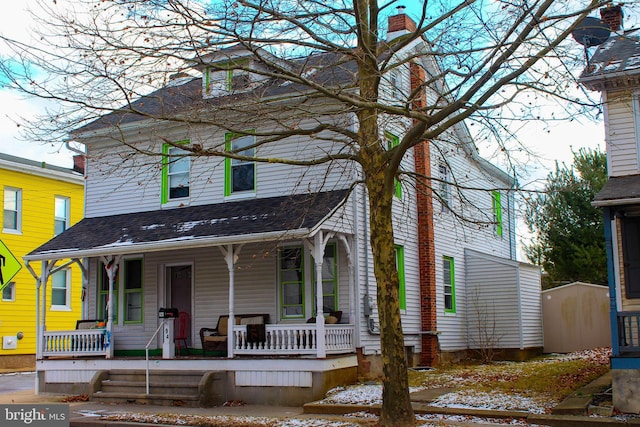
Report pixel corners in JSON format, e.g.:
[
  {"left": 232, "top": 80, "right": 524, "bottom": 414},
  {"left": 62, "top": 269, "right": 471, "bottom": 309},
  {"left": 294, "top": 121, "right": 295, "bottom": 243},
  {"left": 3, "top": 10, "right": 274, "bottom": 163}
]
[{"left": 431, "top": 390, "right": 551, "bottom": 414}]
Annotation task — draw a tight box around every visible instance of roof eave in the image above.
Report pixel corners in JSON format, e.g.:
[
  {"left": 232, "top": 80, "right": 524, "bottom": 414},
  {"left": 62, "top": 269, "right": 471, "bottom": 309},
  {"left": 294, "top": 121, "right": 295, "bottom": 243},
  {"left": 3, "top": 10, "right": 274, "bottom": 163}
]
[
  {"left": 592, "top": 197, "right": 640, "bottom": 207},
  {"left": 23, "top": 228, "right": 312, "bottom": 262}
]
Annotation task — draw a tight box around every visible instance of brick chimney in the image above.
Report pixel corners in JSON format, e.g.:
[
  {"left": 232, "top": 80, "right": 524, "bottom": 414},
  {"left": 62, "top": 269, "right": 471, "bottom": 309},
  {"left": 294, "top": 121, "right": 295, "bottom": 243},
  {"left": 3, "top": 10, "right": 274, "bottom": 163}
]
[
  {"left": 600, "top": 4, "right": 623, "bottom": 32},
  {"left": 387, "top": 6, "right": 417, "bottom": 41},
  {"left": 73, "top": 154, "right": 86, "bottom": 175}
]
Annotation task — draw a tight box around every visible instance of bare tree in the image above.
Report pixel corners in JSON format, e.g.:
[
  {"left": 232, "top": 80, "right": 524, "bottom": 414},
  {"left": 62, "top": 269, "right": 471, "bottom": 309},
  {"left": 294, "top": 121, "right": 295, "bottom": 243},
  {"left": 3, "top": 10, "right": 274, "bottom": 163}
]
[{"left": 0, "top": 0, "right": 614, "bottom": 424}]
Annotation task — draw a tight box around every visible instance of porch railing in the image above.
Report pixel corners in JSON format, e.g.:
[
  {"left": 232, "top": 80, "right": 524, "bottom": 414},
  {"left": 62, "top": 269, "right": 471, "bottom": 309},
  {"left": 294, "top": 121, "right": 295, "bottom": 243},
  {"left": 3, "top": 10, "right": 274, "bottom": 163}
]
[
  {"left": 232, "top": 323, "right": 355, "bottom": 355},
  {"left": 618, "top": 311, "right": 640, "bottom": 354},
  {"left": 42, "top": 329, "right": 109, "bottom": 357}
]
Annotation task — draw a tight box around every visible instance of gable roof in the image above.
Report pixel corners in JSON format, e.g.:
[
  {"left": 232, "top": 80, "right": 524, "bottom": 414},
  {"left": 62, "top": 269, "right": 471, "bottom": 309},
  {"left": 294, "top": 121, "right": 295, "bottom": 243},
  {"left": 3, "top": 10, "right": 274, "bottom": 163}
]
[
  {"left": 24, "top": 190, "right": 348, "bottom": 261},
  {"left": 579, "top": 29, "right": 640, "bottom": 90}
]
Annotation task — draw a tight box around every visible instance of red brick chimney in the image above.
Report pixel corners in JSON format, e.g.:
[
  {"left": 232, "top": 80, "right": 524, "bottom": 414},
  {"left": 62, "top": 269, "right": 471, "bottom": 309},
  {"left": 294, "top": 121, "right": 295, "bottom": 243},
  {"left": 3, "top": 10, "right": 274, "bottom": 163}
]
[
  {"left": 73, "top": 154, "right": 86, "bottom": 175},
  {"left": 600, "top": 4, "right": 623, "bottom": 32},
  {"left": 387, "top": 6, "right": 417, "bottom": 41}
]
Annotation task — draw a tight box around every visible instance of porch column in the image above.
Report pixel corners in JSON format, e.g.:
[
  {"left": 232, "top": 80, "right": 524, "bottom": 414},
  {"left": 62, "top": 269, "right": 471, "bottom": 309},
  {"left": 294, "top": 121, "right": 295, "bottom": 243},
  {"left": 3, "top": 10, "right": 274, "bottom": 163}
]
[
  {"left": 73, "top": 258, "right": 89, "bottom": 319},
  {"left": 39, "top": 261, "right": 52, "bottom": 358},
  {"left": 337, "top": 234, "right": 355, "bottom": 327},
  {"left": 101, "top": 255, "right": 120, "bottom": 359},
  {"left": 311, "top": 231, "right": 331, "bottom": 358},
  {"left": 220, "top": 244, "right": 243, "bottom": 358},
  {"left": 604, "top": 207, "right": 621, "bottom": 357}
]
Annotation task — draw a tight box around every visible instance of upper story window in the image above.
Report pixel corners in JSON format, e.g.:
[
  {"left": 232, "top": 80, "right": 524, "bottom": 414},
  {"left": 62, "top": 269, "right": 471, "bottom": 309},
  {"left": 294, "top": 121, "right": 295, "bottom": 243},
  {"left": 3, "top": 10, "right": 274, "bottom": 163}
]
[
  {"left": 385, "top": 132, "right": 402, "bottom": 199},
  {"left": 54, "top": 196, "right": 70, "bottom": 236},
  {"left": 438, "top": 164, "right": 450, "bottom": 211},
  {"left": 51, "top": 269, "right": 70, "bottom": 310},
  {"left": 3, "top": 187, "right": 21, "bottom": 233},
  {"left": 390, "top": 70, "right": 401, "bottom": 99},
  {"left": 492, "top": 190, "right": 503, "bottom": 237},
  {"left": 225, "top": 132, "right": 256, "bottom": 196},
  {"left": 162, "top": 142, "right": 190, "bottom": 204}
]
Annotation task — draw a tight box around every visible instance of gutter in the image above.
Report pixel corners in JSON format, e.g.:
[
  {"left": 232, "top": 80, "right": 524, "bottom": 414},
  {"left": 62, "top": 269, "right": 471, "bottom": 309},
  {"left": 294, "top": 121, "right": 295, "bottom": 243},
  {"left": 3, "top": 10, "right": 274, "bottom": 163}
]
[{"left": 592, "top": 197, "right": 640, "bottom": 207}]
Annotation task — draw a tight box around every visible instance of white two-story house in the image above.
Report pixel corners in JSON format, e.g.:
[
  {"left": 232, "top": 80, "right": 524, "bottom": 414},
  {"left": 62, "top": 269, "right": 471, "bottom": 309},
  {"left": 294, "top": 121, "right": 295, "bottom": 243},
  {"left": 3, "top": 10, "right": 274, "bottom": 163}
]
[
  {"left": 25, "top": 10, "right": 541, "bottom": 406},
  {"left": 579, "top": 4, "right": 640, "bottom": 415}
]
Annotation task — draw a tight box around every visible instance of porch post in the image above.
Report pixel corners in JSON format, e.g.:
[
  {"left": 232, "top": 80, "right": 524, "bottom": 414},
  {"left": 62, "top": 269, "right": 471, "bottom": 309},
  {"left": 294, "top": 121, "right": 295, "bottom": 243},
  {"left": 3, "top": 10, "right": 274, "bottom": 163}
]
[
  {"left": 102, "top": 256, "right": 120, "bottom": 359},
  {"left": 220, "top": 244, "right": 243, "bottom": 358},
  {"left": 337, "top": 234, "right": 355, "bottom": 327},
  {"left": 604, "top": 207, "right": 621, "bottom": 357},
  {"left": 313, "top": 232, "right": 326, "bottom": 358}
]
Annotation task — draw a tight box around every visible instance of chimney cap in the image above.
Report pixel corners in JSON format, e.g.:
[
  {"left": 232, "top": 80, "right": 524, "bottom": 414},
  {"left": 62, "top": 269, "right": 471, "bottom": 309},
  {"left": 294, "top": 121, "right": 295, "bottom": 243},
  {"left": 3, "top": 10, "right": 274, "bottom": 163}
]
[{"left": 396, "top": 5, "right": 406, "bottom": 13}]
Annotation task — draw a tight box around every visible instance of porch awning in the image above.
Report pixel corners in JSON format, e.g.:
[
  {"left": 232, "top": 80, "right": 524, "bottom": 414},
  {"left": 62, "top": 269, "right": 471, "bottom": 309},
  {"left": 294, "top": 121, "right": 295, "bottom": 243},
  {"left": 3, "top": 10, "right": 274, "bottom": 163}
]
[
  {"left": 25, "top": 190, "right": 349, "bottom": 261},
  {"left": 593, "top": 174, "right": 640, "bottom": 207}
]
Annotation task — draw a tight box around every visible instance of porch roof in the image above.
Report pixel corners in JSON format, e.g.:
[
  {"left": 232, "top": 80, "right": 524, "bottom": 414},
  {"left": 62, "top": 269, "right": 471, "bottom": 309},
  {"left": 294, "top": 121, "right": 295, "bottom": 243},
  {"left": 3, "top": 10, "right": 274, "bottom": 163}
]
[
  {"left": 25, "top": 190, "right": 348, "bottom": 261},
  {"left": 593, "top": 174, "right": 640, "bottom": 207}
]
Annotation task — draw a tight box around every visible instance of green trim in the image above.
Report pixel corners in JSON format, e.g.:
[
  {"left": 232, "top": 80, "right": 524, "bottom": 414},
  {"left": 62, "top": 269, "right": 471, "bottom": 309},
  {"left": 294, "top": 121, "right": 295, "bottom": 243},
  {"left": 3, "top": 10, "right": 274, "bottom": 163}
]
[
  {"left": 385, "top": 132, "right": 402, "bottom": 199},
  {"left": 161, "top": 141, "right": 190, "bottom": 204},
  {"left": 224, "top": 131, "right": 256, "bottom": 196},
  {"left": 443, "top": 256, "right": 456, "bottom": 313},
  {"left": 395, "top": 245, "right": 406, "bottom": 310},
  {"left": 492, "top": 190, "right": 503, "bottom": 237},
  {"left": 123, "top": 258, "right": 144, "bottom": 324},
  {"left": 279, "top": 246, "right": 305, "bottom": 319}
]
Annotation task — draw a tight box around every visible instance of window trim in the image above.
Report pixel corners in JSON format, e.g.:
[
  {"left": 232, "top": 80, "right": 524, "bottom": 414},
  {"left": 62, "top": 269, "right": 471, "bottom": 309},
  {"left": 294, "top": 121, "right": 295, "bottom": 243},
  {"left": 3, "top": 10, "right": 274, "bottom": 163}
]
[
  {"left": 161, "top": 141, "right": 191, "bottom": 205},
  {"left": 279, "top": 245, "right": 306, "bottom": 319},
  {"left": 51, "top": 269, "right": 71, "bottom": 311},
  {"left": 492, "top": 190, "right": 503, "bottom": 237},
  {"left": 395, "top": 245, "right": 406, "bottom": 311},
  {"left": 123, "top": 258, "right": 144, "bottom": 324},
  {"left": 443, "top": 256, "right": 456, "bottom": 314},
  {"left": 312, "top": 243, "right": 339, "bottom": 315},
  {"left": 54, "top": 196, "right": 70, "bottom": 236},
  {"left": 2, "top": 282, "right": 15, "bottom": 302},
  {"left": 224, "top": 131, "right": 257, "bottom": 197},
  {"left": 3, "top": 187, "right": 22, "bottom": 233},
  {"left": 385, "top": 132, "right": 402, "bottom": 199}
]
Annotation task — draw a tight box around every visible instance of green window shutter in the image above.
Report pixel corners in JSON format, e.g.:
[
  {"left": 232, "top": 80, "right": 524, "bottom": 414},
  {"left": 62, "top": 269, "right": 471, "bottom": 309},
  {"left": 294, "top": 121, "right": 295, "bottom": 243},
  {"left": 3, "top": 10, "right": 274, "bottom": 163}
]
[
  {"left": 395, "top": 245, "right": 406, "bottom": 310},
  {"left": 492, "top": 191, "right": 503, "bottom": 237},
  {"left": 385, "top": 132, "right": 402, "bottom": 199},
  {"left": 443, "top": 256, "right": 456, "bottom": 313}
]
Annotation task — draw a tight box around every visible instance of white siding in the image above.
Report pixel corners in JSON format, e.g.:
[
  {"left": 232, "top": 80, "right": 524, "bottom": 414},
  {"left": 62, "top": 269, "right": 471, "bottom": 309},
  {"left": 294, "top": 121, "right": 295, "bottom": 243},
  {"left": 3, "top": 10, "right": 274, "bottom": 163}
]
[
  {"left": 464, "top": 249, "right": 542, "bottom": 351},
  {"left": 605, "top": 91, "right": 639, "bottom": 176}
]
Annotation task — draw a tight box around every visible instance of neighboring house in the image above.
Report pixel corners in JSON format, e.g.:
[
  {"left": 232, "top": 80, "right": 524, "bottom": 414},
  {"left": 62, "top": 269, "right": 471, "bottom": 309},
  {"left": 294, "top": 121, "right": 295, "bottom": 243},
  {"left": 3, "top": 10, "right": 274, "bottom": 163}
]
[
  {"left": 0, "top": 153, "right": 84, "bottom": 369},
  {"left": 541, "top": 282, "right": 610, "bottom": 354},
  {"left": 579, "top": 4, "right": 640, "bottom": 414},
  {"left": 24, "top": 11, "right": 541, "bottom": 405}
]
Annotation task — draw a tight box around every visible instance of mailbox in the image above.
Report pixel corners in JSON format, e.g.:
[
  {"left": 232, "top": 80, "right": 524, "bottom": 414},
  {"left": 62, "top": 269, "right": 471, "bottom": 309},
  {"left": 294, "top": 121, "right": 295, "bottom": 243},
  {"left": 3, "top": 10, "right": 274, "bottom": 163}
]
[{"left": 158, "top": 307, "right": 179, "bottom": 319}]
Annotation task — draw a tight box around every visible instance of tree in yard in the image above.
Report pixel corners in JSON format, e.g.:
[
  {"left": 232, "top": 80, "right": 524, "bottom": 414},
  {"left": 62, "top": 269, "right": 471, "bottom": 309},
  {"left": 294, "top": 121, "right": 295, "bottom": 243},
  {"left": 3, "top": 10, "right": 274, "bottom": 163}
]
[
  {"left": 0, "top": 0, "right": 615, "bottom": 425},
  {"left": 524, "top": 148, "right": 608, "bottom": 288}
]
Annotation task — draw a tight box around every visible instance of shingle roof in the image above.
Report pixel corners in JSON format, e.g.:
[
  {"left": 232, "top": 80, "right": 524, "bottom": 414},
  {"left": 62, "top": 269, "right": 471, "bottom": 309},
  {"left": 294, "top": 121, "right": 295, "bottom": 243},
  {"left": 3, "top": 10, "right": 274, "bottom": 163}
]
[
  {"left": 579, "top": 29, "right": 640, "bottom": 86},
  {"left": 74, "top": 52, "right": 357, "bottom": 135},
  {"left": 25, "top": 190, "right": 348, "bottom": 260},
  {"left": 593, "top": 174, "right": 640, "bottom": 206}
]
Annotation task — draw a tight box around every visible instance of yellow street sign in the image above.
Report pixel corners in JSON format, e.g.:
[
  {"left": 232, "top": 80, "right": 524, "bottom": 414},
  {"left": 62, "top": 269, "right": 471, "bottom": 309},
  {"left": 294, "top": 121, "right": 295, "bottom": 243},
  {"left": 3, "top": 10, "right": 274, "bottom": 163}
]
[{"left": 0, "top": 239, "right": 22, "bottom": 291}]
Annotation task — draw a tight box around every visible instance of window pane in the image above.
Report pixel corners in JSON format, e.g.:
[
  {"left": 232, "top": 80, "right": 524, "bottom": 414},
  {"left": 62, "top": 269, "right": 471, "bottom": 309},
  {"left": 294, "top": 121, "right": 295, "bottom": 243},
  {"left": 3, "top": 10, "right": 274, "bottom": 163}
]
[
  {"left": 2, "top": 283, "right": 14, "bottom": 301},
  {"left": 125, "top": 259, "right": 142, "bottom": 290},
  {"left": 283, "top": 283, "right": 302, "bottom": 304},
  {"left": 52, "top": 271, "right": 67, "bottom": 306},
  {"left": 281, "top": 270, "right": 302, "bottom": 282},
  {"left": 230, "top": 135, "right": 255, "bottom": 193},
  {"left": 284, "top": 306, "right": 302, "bottom": 316},
  {"left": 126, "top": 292, "right": 142, "bottom": 322},
  {"left": 3, "top": 189, "right": 18, "bottom": 230},
  {"left": 167, "top": 147, "right": 190, "bottom": 200},
  {"left": 3, "top": 210, "right": 17, "bottom": 229}
]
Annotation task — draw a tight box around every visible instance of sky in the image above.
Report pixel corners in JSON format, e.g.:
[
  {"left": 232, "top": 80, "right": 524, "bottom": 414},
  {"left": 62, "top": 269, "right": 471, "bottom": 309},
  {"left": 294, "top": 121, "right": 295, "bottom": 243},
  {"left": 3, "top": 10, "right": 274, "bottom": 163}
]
[{"left": 0, "top": 2, "right": 608, "bottom": 172}]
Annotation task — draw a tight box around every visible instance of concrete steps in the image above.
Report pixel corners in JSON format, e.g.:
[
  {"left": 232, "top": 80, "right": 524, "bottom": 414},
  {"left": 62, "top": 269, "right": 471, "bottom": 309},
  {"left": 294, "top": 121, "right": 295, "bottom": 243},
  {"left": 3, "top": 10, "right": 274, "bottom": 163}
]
[{"left": 91, "top": 370, "right": 224, "bottom": 407}]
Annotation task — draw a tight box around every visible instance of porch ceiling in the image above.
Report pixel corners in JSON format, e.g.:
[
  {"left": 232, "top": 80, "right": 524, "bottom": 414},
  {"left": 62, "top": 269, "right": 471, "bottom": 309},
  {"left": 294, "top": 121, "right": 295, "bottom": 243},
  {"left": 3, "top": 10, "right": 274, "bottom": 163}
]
[
  {"left": 25, "top": 190, "right": 349, "bottom": 261},
  {"left": 593, "top": 174, "right": 640, "bottom": 207}
]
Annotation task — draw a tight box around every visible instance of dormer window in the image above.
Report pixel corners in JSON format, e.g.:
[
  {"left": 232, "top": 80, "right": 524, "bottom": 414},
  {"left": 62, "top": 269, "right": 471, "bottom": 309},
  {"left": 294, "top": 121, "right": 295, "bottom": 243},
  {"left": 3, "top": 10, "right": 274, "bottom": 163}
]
[{"left": 204, "top": 59, "right": 251, "bottom": 97}]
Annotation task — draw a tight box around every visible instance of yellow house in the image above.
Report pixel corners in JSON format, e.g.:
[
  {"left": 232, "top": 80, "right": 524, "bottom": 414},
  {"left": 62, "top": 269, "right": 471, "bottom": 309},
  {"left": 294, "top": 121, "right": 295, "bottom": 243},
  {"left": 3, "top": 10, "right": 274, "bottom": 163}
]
[{"left": 0, "top": 153, "right": 84, "bottom": 369}]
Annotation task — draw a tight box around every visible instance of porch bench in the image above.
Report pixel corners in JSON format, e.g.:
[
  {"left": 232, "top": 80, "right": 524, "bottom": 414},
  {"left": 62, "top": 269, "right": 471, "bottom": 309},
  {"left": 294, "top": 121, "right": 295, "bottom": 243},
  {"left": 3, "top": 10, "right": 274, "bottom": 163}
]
[{"left": 200, "top": 314, "right": 270, "bottom": 356}]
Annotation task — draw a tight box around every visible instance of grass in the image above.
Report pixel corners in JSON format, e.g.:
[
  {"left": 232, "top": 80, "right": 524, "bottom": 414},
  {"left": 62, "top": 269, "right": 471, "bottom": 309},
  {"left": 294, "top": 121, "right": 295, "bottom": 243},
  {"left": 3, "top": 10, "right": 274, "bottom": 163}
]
[{"left": 408, "top": 348, "right": 610, "bottom": 402}]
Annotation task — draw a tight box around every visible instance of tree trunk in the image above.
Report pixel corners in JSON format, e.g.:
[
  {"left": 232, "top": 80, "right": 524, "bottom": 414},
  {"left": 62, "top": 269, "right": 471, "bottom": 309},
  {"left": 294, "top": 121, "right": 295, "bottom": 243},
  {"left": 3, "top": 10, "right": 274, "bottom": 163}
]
[{"left": 358, "top": 108, "right": 415, "bottom": 425}]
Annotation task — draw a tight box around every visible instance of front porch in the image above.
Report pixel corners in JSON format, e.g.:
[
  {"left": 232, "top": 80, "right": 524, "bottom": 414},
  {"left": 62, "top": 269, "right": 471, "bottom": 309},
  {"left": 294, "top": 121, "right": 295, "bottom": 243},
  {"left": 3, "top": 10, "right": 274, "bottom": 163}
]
[{"left": 36, "top": 353, "right": 359, "bottom": 406}]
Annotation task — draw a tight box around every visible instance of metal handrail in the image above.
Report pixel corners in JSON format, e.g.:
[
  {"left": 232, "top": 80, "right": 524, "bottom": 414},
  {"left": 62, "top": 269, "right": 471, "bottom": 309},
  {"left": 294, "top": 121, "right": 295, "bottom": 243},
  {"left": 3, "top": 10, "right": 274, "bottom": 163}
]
[{"left": 145, "top": 320, "right": 166, "bottom": 395}]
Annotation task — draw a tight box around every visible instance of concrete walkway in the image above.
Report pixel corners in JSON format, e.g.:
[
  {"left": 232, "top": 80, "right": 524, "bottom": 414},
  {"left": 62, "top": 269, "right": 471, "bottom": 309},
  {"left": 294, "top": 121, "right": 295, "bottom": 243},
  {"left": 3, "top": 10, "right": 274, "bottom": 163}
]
[{"left": 0, "top": 371, "right": 637, "bottom": 427}]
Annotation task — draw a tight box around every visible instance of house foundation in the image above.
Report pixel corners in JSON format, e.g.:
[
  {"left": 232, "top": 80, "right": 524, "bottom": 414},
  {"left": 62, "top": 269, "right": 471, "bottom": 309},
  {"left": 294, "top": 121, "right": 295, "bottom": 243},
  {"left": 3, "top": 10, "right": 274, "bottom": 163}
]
[{"left": 613, "top": 369, "right": 640, "bottom": 414}]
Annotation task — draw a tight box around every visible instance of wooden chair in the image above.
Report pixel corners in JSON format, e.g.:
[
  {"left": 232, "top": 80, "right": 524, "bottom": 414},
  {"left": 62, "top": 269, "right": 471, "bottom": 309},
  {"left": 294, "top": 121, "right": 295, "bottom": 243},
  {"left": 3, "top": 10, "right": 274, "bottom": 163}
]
[
  {"left": 174, "top": 311, "right": 190, "bottom": 355},
  {"left": 200, "top": 314, "right": 269, "bottom": 356}
]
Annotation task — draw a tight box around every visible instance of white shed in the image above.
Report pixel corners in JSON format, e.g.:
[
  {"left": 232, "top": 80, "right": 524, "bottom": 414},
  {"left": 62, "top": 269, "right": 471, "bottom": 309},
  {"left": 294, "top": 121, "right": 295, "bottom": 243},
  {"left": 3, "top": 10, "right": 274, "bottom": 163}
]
[{"left": 464, "top": 249, "right": 543, "bottom": 355}]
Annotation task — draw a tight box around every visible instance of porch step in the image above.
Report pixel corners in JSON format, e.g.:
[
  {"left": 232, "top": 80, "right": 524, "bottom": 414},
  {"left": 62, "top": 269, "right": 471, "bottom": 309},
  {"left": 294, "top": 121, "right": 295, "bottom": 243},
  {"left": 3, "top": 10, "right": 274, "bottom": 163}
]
[{"left": 91, "top": 370, "right": 225, "bottom": 407}]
